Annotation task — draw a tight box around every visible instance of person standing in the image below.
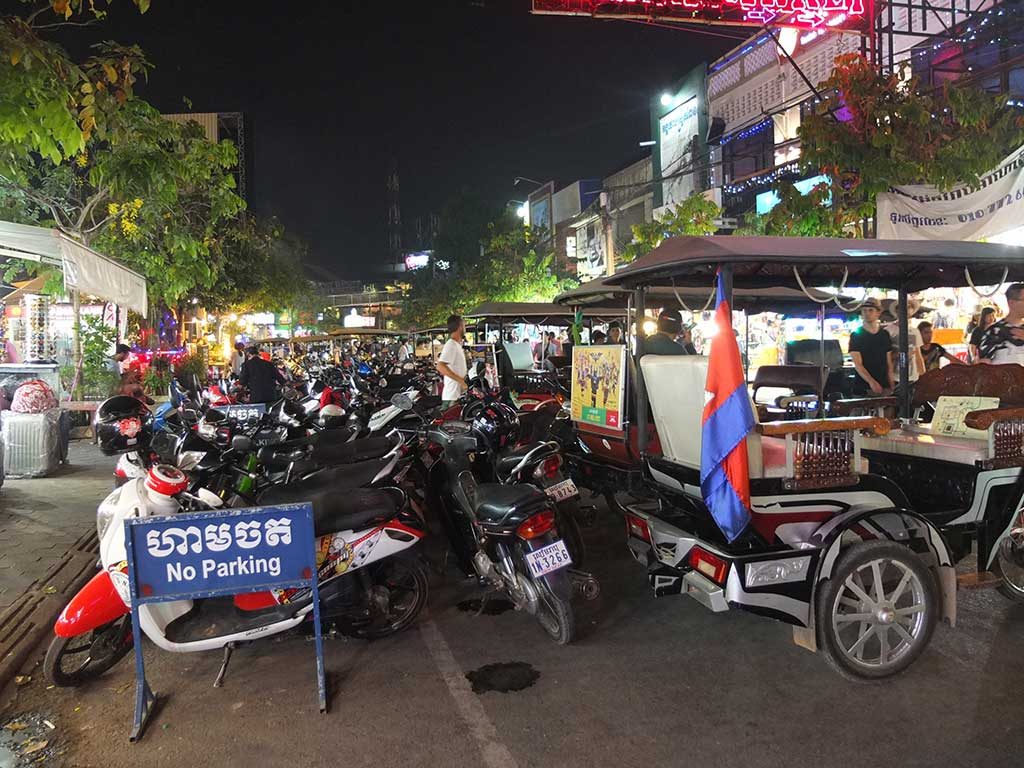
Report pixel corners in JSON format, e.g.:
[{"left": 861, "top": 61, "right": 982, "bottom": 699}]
[
  {"left": 883, "top": 298, "right": 926, "bottom": 386},
  {"left": 848, "top": 298, "right": 894, "bottom": 396},
  {"left": 397, "top": 337, "right": 412, "bottom": 363},
  {"left": 607, "top": 322, "right": 623, "bottom": 344},
  {"left": 969, "top": 306, "right": 998, "bottom": 363},
  {"left": 436, "top": 314, "right": 468, "bottom": 406},
  {"left": 240, "top": 346, "right": 285, "bottom": 403},
  {"left": 978, "top": 283, "right": 1024, "bottom": 365},
  {"left": 229, "top": 341, "right": 245, "bottom": 377},
  {"left": 918, "top": 321, "right": 962, "bottom": 371},
  {"left": 643, "top": 309, "right": 687, "bottom": 356}
]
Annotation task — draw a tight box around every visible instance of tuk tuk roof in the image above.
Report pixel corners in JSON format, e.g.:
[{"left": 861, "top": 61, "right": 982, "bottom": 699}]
[
  {"left": 555, "top": 274, "right": 850, "bottom": 313},
  {"left": 605, "top": 236, "right": 1024, "bottom": 292}
]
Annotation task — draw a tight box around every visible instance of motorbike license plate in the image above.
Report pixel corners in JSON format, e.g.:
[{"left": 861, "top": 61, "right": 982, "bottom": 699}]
[
  {"left": 525, "top": 539, "right": 572, "bottom": 578},
  {"left": 545, "top": 478, "right": 578, "bottom": 502}
]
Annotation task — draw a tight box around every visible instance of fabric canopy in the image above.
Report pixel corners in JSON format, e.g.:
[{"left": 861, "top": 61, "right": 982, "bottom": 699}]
[{"left": 0, "top": 220, "right": 148, "bottom": 317}]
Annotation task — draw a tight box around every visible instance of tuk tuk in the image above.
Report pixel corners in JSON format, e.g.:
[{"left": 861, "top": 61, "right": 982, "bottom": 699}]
[{"left": 603, "top": 235, "right": 1024, "bottom": 679}]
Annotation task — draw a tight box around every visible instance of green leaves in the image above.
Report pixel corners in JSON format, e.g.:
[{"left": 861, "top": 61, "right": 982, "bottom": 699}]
[
  {"left": 800, "top": 53, "right": 1024, "bottom": 200},
  {"left": 618, "top": 193, "right": 721, "bottom": 265}
]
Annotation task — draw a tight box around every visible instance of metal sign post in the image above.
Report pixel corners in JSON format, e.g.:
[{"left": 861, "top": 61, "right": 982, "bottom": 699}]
[{"left": 124, "top": 502, "right": 325, "bottom": 742}]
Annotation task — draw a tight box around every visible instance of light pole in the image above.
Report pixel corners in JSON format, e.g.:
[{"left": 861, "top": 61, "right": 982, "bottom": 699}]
[{"left": 513, "top": 176, "right": 546, "bottom": 189}]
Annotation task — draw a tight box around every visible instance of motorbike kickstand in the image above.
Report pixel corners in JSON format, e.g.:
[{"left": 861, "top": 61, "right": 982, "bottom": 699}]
[
  {"left": 213, "top": 642, "right": 235, "bottom": 688},
  {"left": 475, "top": 588, "right": 502, "bottom": 617}
]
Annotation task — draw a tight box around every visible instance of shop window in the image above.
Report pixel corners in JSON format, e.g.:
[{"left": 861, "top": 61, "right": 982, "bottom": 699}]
[
  {"left": 773, "top": 105, "right": 801, "bottom": 144},
  {"left": 723, "top": 124, "right": 773, "bottom": 183}
]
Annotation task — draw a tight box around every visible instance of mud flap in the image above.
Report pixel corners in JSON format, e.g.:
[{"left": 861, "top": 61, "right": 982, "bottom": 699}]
[
  {"left": 648, "top": 564, "right": 684, "bottom": 597},
  {"left": 939, "top": 564, "right": 957, "bottom": 627}
]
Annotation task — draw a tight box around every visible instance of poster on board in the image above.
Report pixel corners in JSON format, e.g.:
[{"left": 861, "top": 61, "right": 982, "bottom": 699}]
[{"left": 571, "top": 345, "right": 626, "bottom": 430}]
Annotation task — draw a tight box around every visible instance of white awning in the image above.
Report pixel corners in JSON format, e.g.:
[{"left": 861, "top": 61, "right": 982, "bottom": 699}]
[{"left": 0, "top": 221, "right": 148, "bottom": 317}]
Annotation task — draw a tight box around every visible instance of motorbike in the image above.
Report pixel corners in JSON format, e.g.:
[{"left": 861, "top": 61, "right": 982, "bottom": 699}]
[
  {"left": 45, "top": 455, "right": 429, "bottom": 687},
  {"left": 395, "top": 393, "right": 592, "bottom": 645}
]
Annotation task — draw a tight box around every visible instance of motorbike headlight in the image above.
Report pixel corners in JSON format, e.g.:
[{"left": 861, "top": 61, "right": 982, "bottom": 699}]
[
  {"left": 177, "top": 450, "right": 208, "bottom": 471},
  {"left": 197, "top": 422, "right": 217, "bottom": 440},
  {"left": 96, "top": 487, "right": 123, "bottom": 540}
]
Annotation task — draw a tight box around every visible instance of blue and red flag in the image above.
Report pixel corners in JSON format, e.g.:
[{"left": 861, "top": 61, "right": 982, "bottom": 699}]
[{"left": 700, "top": 275, "right": 754, "bottom": 543}]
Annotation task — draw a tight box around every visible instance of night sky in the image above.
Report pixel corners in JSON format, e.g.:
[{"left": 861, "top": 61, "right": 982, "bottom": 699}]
[{"left": 27, "top": 0, "right": 742, "bottom": 279}]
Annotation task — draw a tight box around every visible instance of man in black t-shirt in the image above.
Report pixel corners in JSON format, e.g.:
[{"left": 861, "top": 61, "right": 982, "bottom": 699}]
[{"left": 848, "top": 298, "right": 894, "bottom": 395}]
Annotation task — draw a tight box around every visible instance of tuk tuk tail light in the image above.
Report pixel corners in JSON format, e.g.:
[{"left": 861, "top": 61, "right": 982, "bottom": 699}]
[
  {"left": 625, "top": 513, "right": 651, "bottom": 544},
  {"left": 688, "top": 547, "right": 729, "bottom": 586}
]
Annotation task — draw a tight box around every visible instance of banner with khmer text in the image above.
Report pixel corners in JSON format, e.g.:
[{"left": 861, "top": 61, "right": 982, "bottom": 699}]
[{"left": 877, "top": 143, "right": 1024, "bottom": 241}]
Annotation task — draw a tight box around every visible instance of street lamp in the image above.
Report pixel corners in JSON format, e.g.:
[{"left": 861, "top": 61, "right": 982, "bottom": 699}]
[
  {"left": 660, "top": 93, "right": 674, "bottom": 107},
  {"left": 516, "top": 204, "right": 528, "bottom": 219},
  {"left": 513, "top": 176, "right": 545, "bottom": 189}
]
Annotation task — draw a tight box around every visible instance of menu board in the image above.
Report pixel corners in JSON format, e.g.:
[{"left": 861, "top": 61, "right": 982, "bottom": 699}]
[
  {"left": 932, "top": 395, "right": 1000, "bottom": 439},
  {"left": 571, "top": 345, "right": 626, "bottom": 431}
]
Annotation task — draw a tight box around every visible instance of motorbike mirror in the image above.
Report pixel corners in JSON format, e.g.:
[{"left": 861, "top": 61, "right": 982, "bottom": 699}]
[
  {"left": 391, "top": 393, "right": 415, "bottom": 411},
  {"left": 379, "top": 377, "right": 388, "bottom": 388},
  {"left": 231, "top": 434, "right": 255, "bottom": 453}
]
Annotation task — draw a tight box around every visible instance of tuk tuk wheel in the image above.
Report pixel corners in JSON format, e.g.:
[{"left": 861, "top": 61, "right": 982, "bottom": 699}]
[
  {"left": 816, "top": 542, "right": 938, "bottom": 681},
  {"left": 995, "top": 536, "right": 1024, "bottom": 603}
]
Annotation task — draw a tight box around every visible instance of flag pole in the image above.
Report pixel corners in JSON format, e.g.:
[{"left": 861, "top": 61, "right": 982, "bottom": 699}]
[{"left": 634, "top": 286, "right": 648, "bottom": 457}]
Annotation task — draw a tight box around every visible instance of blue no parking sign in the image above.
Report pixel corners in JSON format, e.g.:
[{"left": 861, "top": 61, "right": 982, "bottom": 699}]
[{"left": 124, "top": 502, "right": 325, "bottom": 741}]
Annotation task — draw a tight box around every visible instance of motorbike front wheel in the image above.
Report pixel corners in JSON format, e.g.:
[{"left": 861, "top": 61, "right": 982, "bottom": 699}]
[{"left": 44, "top": 616, "right": 133, "bottom": 687}]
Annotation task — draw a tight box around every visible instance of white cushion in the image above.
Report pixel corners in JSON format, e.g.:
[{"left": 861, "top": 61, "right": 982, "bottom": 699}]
[{"left": 640, "top": 355, "right": 763, "bottom": 478}]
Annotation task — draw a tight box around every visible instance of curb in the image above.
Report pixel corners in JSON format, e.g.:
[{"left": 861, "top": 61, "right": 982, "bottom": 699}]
[{"left": 0, "top": 529, "right": 100, "bottom": 690}]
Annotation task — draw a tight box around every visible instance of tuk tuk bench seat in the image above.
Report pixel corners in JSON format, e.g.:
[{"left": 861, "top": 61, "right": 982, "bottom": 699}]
[
  {"left": 860, "top": 423, "right": 992, "bottom": 466},
  {"left": 640, "top": 356, "right": 879, "bottom": 487}
]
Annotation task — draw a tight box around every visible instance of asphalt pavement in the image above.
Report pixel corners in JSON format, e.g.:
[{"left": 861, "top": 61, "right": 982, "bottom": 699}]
[{"left": 2, "top": 490, "right": 1023, "bottom": 768}]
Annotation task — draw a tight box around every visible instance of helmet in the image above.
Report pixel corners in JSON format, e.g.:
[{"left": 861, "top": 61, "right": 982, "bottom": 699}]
[
  {"left": 469, "top": 400, "right": 519, "bottom": 454},
  {"left": 96, "top": 396, "right": 153, "bottom": 456},
  {"left": 320, "top": 403, "right": 346, "bottom": 429}
]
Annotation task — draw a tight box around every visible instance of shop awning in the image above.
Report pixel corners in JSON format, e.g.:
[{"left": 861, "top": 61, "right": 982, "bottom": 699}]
[{"left": 0, "top": 221, "right": 148, "bottom": 317}]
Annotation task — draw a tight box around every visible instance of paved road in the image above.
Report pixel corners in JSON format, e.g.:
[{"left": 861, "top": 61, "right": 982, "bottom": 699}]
[
  {"left": 0, "top": 444, "right": 109, "bottom": 611},
  {"left": 5, "top": 504, "right": 1023, "bottom": 768}
]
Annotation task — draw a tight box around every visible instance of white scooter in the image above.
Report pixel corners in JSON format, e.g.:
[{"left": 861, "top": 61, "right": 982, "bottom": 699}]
[{"left": 45, "top": 461, "right": 429, "bottom": 687}]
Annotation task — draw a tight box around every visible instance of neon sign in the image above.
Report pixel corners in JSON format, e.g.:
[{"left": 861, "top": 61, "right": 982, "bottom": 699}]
[{"left": 532, "top": 0, "right": 870, "bottom": 31}]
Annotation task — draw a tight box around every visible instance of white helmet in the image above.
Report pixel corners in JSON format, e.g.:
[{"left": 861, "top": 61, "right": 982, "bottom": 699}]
[{"left": 320, "top": 403, "right": 346, "bottom": 428}]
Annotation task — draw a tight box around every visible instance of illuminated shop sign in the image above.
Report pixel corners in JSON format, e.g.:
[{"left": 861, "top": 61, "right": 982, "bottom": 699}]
[{"left": 532, "top": 0, "right": 869, "bottom": 31}]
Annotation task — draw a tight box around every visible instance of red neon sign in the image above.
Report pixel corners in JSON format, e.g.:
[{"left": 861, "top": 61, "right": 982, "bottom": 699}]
[{"left": 532, "top": 0, "right": 870, "bottom": 31}]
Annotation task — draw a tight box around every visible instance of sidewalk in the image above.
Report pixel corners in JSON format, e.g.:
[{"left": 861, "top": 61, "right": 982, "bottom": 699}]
[{"left": 0, "top": 443, "right": 112, "bottom": 689}]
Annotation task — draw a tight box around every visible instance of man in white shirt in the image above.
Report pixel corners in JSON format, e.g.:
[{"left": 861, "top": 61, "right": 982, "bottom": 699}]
[
  {"left": 978, "top": 283, "right": 1024, "bottom": 365},
  {"left": 397, "top": 338, "right": 412, "bottom": 363},
  {"left": 884, "top": 299, "right": 926, "bottom": 385},
  {"left": 436, "top": 314, "right": 468, "bottom": 406}
]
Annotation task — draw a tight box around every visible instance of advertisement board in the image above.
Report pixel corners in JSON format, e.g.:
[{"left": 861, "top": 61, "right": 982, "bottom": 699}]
[
  {"left": 659, "top": 96, "right": 700, "bottom": 207},
  {"left": 571, "top": 345, "right": 626, "bottom": 430}
]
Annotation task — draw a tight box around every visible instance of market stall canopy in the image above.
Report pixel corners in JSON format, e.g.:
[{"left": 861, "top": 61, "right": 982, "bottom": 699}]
[
  {"left": 556, "top": 274, "right": 850, "bottom": 314},
  {"left": 465, "top": 301, "right": 615, "bottom": 325},
  {"left": 604, "top": 236, "right": 1024, "bottom": 292},
  {"left": 0, "top": 221, "right": 148, "bottom": 316}
]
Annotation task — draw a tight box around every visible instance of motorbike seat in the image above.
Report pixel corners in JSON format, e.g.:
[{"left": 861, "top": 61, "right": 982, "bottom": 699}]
[
  {"left": 312, "top": 435, "right": 394, "bottom": 465},
  {"left": 473, "top": 483, "right": 548, "bottom": 526},
  {"left": 258, "top": 472, "right": 397, "bottom": 535}
]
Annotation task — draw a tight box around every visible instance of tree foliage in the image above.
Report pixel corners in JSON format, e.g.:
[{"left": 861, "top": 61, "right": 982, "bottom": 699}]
[
  {"left": 0, "top": 2, "right": 151, "bottom": 170},
  {"left": 618, "top": 193, "right": 721, "bottom": 264},
  {"left": 800, "top": 53, "right": 1024, "bottom": 200},
  {"left": 739, "top": 182, "right": 865, "bottom": 237},
  {"left": 402, "top": 212, "right": 575, "bottom": 330}
]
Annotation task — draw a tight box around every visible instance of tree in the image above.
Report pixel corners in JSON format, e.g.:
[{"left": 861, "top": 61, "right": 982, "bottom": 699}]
[
  {"left": 401, "top": 212, "right": 576, "bottom": 329},
  {"left": 618, "top": 193, "right": 721, "bottom": 264},
  {"left": 739, "top": 182, "right": 865, "bottom": 238},
  {"left": 0, "top": 2, "right": 151, "bottom": 171},
  {"left": 799, "top": 53, "right": 1024, "bottom": 201}
]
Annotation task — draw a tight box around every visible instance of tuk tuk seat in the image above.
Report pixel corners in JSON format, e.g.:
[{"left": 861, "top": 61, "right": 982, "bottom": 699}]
[{"left": 641, "top": 356, "right": 882, "bottom": 484}]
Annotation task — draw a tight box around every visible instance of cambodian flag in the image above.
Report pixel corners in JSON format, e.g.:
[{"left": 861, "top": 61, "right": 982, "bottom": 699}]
[{"left": 700, "top": 275, "right": 754, "bottom": 543}]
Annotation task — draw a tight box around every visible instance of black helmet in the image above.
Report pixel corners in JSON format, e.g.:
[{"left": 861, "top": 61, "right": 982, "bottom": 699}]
[
  {"left": 96, "top": 396, "right": 153, "bottom": 456},
  {"left": 469, "top": 400, "right": 519, "bottom": 454}
]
